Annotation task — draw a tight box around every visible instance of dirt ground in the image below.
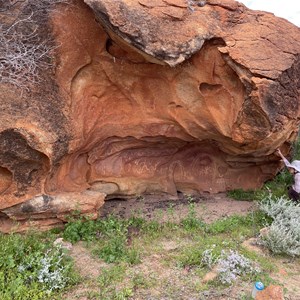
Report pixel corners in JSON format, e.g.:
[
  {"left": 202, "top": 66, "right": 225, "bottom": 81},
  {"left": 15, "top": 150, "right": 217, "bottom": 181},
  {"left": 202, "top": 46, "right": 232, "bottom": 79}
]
[{"left": 99, "top": 192, "right": 255, "bottom": 224}]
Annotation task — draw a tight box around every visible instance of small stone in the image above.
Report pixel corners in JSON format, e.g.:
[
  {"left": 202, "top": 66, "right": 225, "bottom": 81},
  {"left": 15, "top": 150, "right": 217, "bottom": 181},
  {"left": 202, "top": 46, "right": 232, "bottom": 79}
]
[
  {"left": 54, "top": 237, "right": 73, "bottom": 250},
  {"left": 197, "top": 0, "right": 206, "bottom": 7},
  {"left": 259, "top": 227, "right": 270, "bottom": 237},
  {"left": 278, "top": 268, "right": 288, "bottom": 276},
  {"left": 202, "top": 266, "right": 218, "bottom": 283},
  {"left": 242, "top": 238, "right": 265, "bottom": 255},
  {"left": 256, "top": 285, "right": 284, "bottom": 300}
]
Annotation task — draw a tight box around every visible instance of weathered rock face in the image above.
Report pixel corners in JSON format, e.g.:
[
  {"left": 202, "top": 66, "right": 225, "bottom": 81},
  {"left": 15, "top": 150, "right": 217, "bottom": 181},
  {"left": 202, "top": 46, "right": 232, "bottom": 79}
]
[{"left": 0, "top": 0, "right": 299, "bottom": 231}]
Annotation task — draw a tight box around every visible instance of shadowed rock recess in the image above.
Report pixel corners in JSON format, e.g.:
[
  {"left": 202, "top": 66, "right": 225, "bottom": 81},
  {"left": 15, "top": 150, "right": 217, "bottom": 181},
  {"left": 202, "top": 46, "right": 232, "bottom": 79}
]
[{"left": 0, "top": 0, "right": 299, "bottom": 231}]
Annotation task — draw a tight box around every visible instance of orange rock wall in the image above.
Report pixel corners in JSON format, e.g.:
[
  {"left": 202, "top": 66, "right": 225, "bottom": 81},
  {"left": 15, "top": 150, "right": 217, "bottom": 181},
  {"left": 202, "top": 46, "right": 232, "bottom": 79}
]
[{"left": 0, "top": 0, "right": 299, "bottom": 231}]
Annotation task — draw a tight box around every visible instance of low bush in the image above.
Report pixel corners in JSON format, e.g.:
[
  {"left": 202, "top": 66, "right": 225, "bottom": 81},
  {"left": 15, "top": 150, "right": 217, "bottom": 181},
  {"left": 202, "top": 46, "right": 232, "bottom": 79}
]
[
  {"left": 201, "top": 245, "right": 219, "bottom": 269},
  {"left": 259, "top": 195, "right": 300, "bottom": 257},
  {"left": 181, "top": 200, "right": 205, "bottom": 231},
  {"left": 0, "top": 232, "right": 75, "bottom": 300},
  {"left": 197, "top": 247, "right": 261, "bottom": 285},
  {"left": 64, "top": 215, "right": 141, "bottom": 264},
  {"left": 217, "top": 250, "right": 260, "bottom": 285}
]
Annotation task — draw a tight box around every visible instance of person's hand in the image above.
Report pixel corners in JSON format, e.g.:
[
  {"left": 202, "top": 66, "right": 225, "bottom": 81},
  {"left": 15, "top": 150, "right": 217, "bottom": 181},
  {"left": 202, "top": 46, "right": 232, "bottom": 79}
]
[{"left": 275, "top": 148, "right": 281, "bottom": 156}]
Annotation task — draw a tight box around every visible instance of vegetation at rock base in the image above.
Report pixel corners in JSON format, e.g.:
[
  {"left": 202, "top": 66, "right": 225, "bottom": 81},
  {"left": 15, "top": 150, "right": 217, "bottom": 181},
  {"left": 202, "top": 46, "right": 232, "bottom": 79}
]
[
  {"left": 0, "top": 140, "right": 299, "bottom": 299},
  {"left": 0, "top": 191, "right": 299, "bottom": 299},
  {"left": 228, "top": 138, "right": 300, "bottom": 201},
  {"left": 60, "top": 192, "right": 298, "bottom": 298},
  {"left": 0, "top": 231, "right": 78, "bottom": 300},
  {"left": 259, "top": 196, "right": 300, "bottom": 257}
]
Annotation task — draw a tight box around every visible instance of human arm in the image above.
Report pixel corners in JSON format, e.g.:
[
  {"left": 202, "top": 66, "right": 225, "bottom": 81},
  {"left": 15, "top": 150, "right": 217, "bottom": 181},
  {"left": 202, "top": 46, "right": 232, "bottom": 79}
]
[{"left": 275, "top": 149, "right": 294, "bottom": 169}]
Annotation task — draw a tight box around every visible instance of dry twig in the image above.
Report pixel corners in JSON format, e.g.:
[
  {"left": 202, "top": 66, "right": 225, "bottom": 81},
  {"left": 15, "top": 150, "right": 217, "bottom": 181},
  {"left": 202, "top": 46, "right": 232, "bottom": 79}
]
[{"left": 0, "top": 0, "right": 69, "bottom": 92}]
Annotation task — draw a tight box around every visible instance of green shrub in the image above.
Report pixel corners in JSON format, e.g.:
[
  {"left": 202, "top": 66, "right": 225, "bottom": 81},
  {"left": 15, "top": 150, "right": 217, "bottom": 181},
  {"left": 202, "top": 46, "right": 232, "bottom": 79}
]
[
  {"left": 227, "top": 189, "right": 259, "bottom": 201},
  {"left": 64, "top": 215, "right": 141, "bottom": 264},
  {"left": 201, "top": 246, "right": 219, "bottom": 269},
  {"left": 181, "top": 200, "right": 205, "bottom": 231},
  {"left": 0, "top": 233, "right": 75, "bottom": 299},
  {"left": 259, "top": 195, "right": 300, "bottom": 256},
  {"left": 95, "top": 234, "right": 127, "bottom": 263}
]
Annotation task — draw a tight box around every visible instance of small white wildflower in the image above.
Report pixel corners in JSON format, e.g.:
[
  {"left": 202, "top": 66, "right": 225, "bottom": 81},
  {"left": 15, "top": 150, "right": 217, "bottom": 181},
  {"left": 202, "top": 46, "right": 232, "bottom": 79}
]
[
  {"left": 18, "top": 265, "right": 25, "bottom": 272},
  {"left": 201, "top": 245, "right": 218, "bottom": 269}
]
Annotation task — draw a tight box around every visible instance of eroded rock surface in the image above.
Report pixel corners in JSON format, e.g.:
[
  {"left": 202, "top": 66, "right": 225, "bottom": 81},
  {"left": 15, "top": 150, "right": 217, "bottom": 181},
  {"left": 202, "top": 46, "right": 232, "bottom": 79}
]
[{"left": 0, "top": 0, "right": 299, "bottom": 231}]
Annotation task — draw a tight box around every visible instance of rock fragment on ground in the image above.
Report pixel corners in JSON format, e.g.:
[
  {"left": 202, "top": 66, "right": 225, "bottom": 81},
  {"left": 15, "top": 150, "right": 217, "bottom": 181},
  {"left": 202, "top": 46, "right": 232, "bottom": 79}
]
[{"left": 256, "top": 285, "right": 284, "bottom": 300}]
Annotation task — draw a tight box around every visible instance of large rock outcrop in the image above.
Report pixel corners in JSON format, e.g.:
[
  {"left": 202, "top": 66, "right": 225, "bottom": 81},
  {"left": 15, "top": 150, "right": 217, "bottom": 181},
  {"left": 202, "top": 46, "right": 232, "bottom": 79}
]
[{"left": 0, "top": 0, "right": 299, "bottom": 231}]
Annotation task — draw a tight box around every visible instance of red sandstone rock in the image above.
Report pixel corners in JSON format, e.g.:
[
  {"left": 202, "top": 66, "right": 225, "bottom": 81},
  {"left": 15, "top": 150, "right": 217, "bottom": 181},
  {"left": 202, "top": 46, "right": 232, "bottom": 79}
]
[
  {"left": 256, "top": 285, "right": 284, "bottom": 300},
  {"left": 0, "top": 0, "right": 299, "bottom": 231}
]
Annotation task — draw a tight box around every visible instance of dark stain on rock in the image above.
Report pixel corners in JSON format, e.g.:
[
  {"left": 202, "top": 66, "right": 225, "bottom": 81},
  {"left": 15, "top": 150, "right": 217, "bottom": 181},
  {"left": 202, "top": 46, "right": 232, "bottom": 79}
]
[{"left": 0, "top": 129, "right": 49, "bottom": 192}]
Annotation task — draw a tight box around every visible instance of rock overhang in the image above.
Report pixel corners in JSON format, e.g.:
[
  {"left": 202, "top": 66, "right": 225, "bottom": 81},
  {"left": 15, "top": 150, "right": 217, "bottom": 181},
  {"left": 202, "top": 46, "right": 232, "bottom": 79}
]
[{"left": 0, "top": 0, "right": 299, "bottom": 232}]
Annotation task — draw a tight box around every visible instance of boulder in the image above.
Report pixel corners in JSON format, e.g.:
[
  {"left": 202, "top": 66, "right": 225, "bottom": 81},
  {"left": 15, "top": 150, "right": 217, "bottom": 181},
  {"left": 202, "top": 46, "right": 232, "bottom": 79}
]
[
  {"left": 0, "top": 0, "right": 300, "bottom": 231},
  {"left": 256, "top": 285, "right": 284, "bottom": 300}
]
